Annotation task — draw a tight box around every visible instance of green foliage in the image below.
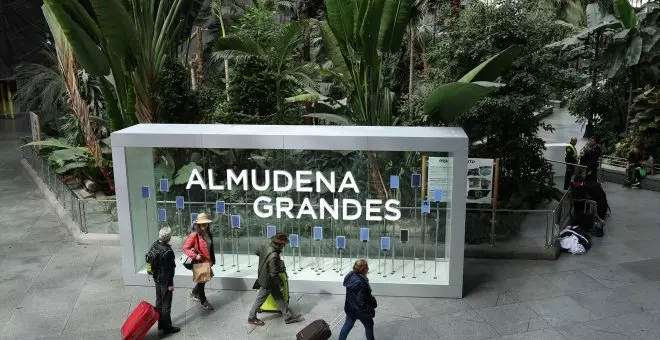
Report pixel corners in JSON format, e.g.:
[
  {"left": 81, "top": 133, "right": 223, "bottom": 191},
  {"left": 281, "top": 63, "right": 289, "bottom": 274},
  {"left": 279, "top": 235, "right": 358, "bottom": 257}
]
[
  {"left": 154, "top": 57, "right": 200, "bottom": 124},
  {"left": 430, "top": 0, "right": 570, "bottom": 209}
]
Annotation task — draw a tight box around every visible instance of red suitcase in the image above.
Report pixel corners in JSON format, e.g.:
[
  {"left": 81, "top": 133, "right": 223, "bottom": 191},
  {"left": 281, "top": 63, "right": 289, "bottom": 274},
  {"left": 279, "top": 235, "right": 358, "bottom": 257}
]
[{"left": 122, "top": 300, "right": 159, "bottom": 340}]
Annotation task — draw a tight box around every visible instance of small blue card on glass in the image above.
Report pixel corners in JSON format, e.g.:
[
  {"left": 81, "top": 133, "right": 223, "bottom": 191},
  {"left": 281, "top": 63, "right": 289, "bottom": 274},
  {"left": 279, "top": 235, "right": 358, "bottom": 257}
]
[
  {"left": 231, "top": 215, "right": 241, "bottom": 229},
  {"left": 313, "top": 226, "right": 323, "bottom": 241},
  {"left": 190, "top": 213, "right": 198, "bottom": 226},
  {"left": 175, "top": 196, "right": 184, "bottom": 209},
  {"left": 433, "top": 189, "right": 443, "bottom": 202},
  {"left": 157, "top": 208, "right": 166, "bottom": 222},
  {"left": 360, "top": 228, "right": 369, "bottom": 242},
  {"left": 216, "top": 201, "right": 225, "bottom": 214},
  {"left": 141, "top": 186, "right": 150, "bottom": 199},
  {"left": 381, "top": 237, "right": 391, "bottom": 251},
  {"left": 336, "top": 236, "right": 346, "bottom": 249},
  {"left": 159, "top": 178, "right": 169, "bottom": 192},
  {"left": 411, "top": 174, "right": 421, "bottom": 188},
  {"left": 421, "top": 200, "right": 431, "bottom": 213},
  {"left": 290, "top": 234, "right": 299, "bottom": 248},
  {"left": 266, "top": 225, "right": 276, "bottom": 238},
  {"left": 390, "top": 175, "right": 400, "bottom": 189}
]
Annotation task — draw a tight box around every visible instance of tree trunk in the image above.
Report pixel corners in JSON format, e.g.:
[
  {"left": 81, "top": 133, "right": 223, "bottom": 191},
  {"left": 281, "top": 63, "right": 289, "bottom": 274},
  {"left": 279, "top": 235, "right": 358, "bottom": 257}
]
[
  {"left": 408, "top": 28, "right": 414, "bottom": 118},
  {"left": 60, "top": 49, "right": 115, "bottom": 192},
  {"left": 452, "top": 0, "right": 461, "bottom": 19},
  {"left": 367, "top": 152, "right": 388, "bottom": 201},
  {"left": 417, "top": 38, "right": 429, "bottom": 80},
  {"left": 196, "top": 25, "right": 204, "bottom": 88}
]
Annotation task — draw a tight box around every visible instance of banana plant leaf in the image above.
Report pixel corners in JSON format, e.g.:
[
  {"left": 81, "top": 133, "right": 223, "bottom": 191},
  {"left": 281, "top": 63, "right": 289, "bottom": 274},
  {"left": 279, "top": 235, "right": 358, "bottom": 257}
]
[
  {"left": 625, "top": 36, "right": 643, "bottom": 67},
  {"left": 458, "top": 45, "right": 522, "bottom": 83},
  {"left": 304, "top": 113, "right": 353, "bottom": 125},
  {"left": 285, "top": 93, "right": 321, "bottom": 103},
  {"left": 378, "top": 0, "right": 413, "bottom": 53},
  {"left": 423, "top": 82, "right": 503, "bottom": 123},
  {"left": 615, "top": 0, "right": 635, "bottom": 29}
]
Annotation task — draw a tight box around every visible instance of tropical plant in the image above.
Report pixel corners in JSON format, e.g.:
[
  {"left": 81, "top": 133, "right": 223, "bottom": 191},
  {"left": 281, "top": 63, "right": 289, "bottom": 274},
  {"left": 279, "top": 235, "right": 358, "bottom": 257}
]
[
  {"left": 213, "top": 19, "right": 323, "bottom": 115},
  {"left": 42, "top": 0, "right": 203, "bottom": 129},
  {"left": 628, "top": 87, "right": 660, "bottom": 157},
  {"left": 42, "top": 5, "right": 115, "bottom": 192}
]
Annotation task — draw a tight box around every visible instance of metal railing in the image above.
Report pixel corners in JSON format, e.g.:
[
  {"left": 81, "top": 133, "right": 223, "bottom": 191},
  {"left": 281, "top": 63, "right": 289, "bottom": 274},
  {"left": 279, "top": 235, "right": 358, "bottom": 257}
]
[{"left": 20, "top": 137, "right": 119, "bottom": 234}]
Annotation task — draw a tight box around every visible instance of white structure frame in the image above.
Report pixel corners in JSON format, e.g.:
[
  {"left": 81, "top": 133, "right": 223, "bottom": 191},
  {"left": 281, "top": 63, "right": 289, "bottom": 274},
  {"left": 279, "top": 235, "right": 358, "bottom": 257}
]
[{"left": 111, "top": 124, "right": 468, "bottom": 298}]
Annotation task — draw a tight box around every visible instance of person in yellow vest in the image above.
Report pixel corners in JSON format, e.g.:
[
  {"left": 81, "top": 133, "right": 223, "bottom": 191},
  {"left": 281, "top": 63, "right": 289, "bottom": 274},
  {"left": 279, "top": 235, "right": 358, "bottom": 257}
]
[{"left": 564, "top": 137, "right": 579, "bottom": 190}]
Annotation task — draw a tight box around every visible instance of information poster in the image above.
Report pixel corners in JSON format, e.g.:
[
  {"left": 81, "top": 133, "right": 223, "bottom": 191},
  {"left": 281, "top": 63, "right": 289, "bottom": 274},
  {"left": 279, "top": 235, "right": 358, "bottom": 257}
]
[
  {"left": 426, "top": 157, "right": 453, "bottom": 203},
  {"left": 466, "top": 158, "right": 494, "bottom": 204},
  {"left": 427, "top": 157, "right": 494, "bottom": 204}
]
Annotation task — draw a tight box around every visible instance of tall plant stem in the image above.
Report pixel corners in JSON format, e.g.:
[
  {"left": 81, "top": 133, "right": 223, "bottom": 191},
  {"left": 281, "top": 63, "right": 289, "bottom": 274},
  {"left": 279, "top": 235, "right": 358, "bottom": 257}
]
[
  {"left": 214, "top": 0, "right": 230, "bottom": 100},
  {"left": 408, "top": 28, "right": 414, "bottom": 118},
  {"left": 196, "top": 25, "right": 205, "bottom": 87},
  {"left": 367, "top": 152, "right": 389, "bottom": 201}
]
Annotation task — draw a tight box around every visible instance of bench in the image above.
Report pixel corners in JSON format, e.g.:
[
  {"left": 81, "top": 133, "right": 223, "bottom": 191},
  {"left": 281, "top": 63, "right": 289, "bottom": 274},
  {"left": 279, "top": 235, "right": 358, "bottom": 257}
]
[{"left": 600, "top": 163, "right": 660, "bottom": 192}]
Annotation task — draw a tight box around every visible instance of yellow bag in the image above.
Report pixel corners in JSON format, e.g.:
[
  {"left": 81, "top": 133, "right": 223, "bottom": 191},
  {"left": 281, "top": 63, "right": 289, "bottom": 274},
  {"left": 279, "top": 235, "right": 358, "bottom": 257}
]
[
  {"left": 192, "top": 262, "right": 213, "bottom": 283},
  {"left": 259, "top": 272, "right": 289, "bottom": 312}
]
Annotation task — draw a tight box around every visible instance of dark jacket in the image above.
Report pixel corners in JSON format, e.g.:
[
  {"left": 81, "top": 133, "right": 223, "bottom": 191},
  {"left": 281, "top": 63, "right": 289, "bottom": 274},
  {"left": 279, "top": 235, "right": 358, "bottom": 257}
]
[
  {"left": 154, "top": 241, "right": 175, "bottom": 286},
  {"left": 343, "top": 271, "right": 377, "bottom": 319},
  {"left": 255, "top": 242, "right": 283, "bottom": 290}
]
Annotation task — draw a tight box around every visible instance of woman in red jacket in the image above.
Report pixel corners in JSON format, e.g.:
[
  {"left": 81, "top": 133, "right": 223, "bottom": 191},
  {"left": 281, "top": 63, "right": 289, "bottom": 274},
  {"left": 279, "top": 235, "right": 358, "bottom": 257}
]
[{"left": 183, "top": 213, "right": 216, "bottom": 310}]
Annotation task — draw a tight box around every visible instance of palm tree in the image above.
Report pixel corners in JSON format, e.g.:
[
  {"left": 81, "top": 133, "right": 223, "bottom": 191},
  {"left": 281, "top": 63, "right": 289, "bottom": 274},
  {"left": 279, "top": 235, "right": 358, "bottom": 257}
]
[
  {"left": 212, "top": 20, "right": 323, "bottom": 115},
  {"left": 42, "top": 5, "right": 114, "bottom": 191}
]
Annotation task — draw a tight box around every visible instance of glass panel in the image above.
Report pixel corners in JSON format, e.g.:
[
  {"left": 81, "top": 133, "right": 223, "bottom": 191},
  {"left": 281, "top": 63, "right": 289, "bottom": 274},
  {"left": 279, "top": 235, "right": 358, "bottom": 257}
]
[{"left": 124, "top": 147, "right": 454, "bottom": 275}]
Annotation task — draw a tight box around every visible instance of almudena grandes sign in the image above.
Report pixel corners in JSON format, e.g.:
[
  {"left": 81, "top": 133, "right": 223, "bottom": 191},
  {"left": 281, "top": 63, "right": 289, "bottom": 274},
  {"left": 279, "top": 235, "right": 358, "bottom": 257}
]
[{"left": 186, "top": 169, "right": 401, "bottom": 221}]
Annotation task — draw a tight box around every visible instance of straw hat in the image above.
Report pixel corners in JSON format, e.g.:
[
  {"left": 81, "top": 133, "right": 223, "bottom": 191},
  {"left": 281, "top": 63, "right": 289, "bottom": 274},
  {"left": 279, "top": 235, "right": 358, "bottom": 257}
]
[
  {"left": 271, "top": 232, "right": 289, "bottom": 244},
  {"left": 194, "top": 213, "right": 212, "bottom": 224}
]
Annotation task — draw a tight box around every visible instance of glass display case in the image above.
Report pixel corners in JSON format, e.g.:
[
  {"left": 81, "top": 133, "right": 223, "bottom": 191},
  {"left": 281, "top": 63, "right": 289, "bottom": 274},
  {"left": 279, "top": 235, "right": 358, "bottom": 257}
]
[{"left": 111, "top": 124, "right": 468, "bottom": 298}]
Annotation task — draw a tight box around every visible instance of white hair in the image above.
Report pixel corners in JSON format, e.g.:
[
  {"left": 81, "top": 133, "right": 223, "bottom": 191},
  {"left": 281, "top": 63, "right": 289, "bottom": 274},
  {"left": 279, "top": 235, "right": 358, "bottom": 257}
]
[{"left": 159, "top": 227, "right": 172, "bottom": 242}]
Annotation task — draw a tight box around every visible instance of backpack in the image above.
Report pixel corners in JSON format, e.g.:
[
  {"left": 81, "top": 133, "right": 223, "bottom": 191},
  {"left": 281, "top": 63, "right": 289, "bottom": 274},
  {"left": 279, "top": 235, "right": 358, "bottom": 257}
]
[{"left": 145, "top": 242, "right": 166, "bottom": 278}]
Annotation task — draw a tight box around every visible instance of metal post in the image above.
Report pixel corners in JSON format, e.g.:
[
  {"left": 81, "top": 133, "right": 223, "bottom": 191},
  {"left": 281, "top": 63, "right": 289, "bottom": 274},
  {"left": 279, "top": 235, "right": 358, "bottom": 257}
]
[
  {"left": 490, "top": 159, "right": 501, "bottom": 246},
  {"left": 230, "top": 215, "right": 235, "bottom": 267},
  {"left": 310, "top": 228, "right": 315, "bottom": 270},
  {"left": 402, "top": 243, "right": 406, "bottom": 278},
  {"left": 422, "top": 213, "right": 426, "bottom": 274},
  {"left": 339, "top": 249, "right": 343, "bottom": 276},
  {"left": 434, "top": 203, "right": 440, "bottom": 279},
  {"left": 219, "top": 214, "right": 225, "bottom": 271},
  {"left": 235, "top": 229, "right": 240, "bottom": 272},
  {"left": 377, "top": 249, "right": 381, "bottom": 274}
]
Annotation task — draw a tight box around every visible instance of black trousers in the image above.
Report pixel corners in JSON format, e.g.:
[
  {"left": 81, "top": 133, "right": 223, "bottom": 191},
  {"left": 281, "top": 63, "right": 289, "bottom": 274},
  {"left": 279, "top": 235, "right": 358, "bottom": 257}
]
[
  {"left": 155, "top": 282, "right": 173, "bottom": 330},
  {"left": 192, "top": 282, "right": 207, "bottom": 304},
  {"left": 564, "top": 165, "right": 575, "bottom": 190}
]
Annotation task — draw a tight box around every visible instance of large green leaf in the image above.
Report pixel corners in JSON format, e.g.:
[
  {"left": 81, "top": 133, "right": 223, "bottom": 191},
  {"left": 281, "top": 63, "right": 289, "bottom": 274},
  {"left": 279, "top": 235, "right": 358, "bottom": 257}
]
[
  {"left": 54, "top": 161, "right": 91, "bottom": 174},
  {"left": 357, "top": 0, "right": 385, "bottom": 63},
  {"left": 325, "top": 0, "right": 355, "bottom": 49},
  {"left": 213, "top": 36, "right": 266, "bottom": 60},
  {"left": 320, "top": 21, "right": 347, "bottom": 69},
  {"left": 90, "top": 0, "right": 139, "bottom": 68},
  {"left": 458, "top": 45, "right": 523, "bottom": 83},
  {"left": 42, "top": 2, "right": 110, "bottom": 76},
  {"left": 285, "top": 93, "right": 321, "bottom": 103},
  {"left": 615, "top": 0, "right": 635, "bottom": 29},
  {"left": 304, "top": 113, "right": 353, "bottom": 125},
  {"left": 625, "top": 36, "right": 643, "bottom": 67},
  {"left": 174, "top": 162, "right": 203, "bottom": 185},
  {"left": 586, "top": 3, "right": 602, "bottom": 28},
  {"left": 378, "top": 0, "right": 413, "bottom": 53},
  {"left": 644, "top": 30, "right": 660, "bottom": 52},
  {"left": 607, "top": 48, "right": 625, "bottom": 78},
  {"left": 423, "top": 82, "right": 501, "bottom": 123}
]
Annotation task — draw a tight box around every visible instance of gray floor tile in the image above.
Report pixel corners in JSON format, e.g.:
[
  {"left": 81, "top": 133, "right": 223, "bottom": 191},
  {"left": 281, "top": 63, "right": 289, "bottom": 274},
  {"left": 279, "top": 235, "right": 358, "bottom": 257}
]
[
  {"left": 407, "top": 296, "right": 472, "bottom": 316},
  {"left": 495, "top": 328, "right": 568, "bottom": 340},
  {"left": 558, "top": 312, "right": 660, "bottom": 340},
  {"left": 18, "top": 286, "right": 80, "bottom": 313},
  {"left": 525, "top": 295, "right": 598, "bottom": 327},
  {"left": 184, "top": 309, "right": 249, "bottom": 339},
  {"left": 369, "top": 296, "right": 421, "bottom": 322},
  {"left": 75, "top": 281, "right": 133, "bottom": 306},
  {"left": 613, "top": 281, "right": 660, "bottom": 313},
  {"left": 35, "top": 328, "right": 123, "bottom": 340},
  {"left": 474, "top": 303, "right": 551, "bottom": 335},
  {"left": 63, "top": 302, "right": 131, "bottom": 334},
  {"left": 0, "top": 298, "right": 19, "bottom": 331},
  {"left": 0, "top": 308, "right": 69, "bottom": 339},
  {"left": 568, "top": 289, "right": 646, "bottom": 318},
  {"left": 463, "top": 285, "right": 522, "bottom": 309},
  {"left": 492, "top": 275, "right": 565, "bottom": 302},
  {"left": 31, "top": 266, "right": 91, "bottom": 290},
  {"left": 620, "top": 258, "right": 660, "bottom": 281},
  {"left": 424, "top": 310, "right": 501, "bottom": 340},
  {"left": 538, "top": 270, "right": 607, "bottom": 295},
  {"left": 580, "top": 264, "right": 647, "bottom": 289},
  {"left": 368, "top": 317, "right": 441, "bottom": 340}
]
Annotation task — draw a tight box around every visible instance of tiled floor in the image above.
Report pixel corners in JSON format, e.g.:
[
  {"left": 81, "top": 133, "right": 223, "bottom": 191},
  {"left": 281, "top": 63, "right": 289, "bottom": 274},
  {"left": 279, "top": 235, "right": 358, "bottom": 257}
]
[{"left": 1, "top": 115, "right": 660, "bottom": 339}]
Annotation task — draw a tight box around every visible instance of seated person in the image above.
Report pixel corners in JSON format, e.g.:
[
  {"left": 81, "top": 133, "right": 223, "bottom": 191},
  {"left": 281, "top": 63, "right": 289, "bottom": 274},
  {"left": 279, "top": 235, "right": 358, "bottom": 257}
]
[
  {"left": 645, "top": 154, "right": 655, "bottom": 176},
  {"left": 625, "top": 147, "right": 644, "bottom": 186}
]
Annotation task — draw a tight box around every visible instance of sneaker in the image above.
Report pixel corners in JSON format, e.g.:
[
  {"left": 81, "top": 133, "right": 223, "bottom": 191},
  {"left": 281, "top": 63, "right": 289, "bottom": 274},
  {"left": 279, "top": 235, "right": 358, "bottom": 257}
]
[
  {"left": 189, "top": 291, "right": 200, "bottom": 302},
  {"left": 202, "top": 301, "right": 214, "bottom": 310},
  {"left": 248, "top": 317, "right": 265, "bottom": 326},
  {"left": 285, "top": 313, "right": 302, "bottom": 324},
  {"left": 163, "top": 326, "right": 181, "bottom": 334}
]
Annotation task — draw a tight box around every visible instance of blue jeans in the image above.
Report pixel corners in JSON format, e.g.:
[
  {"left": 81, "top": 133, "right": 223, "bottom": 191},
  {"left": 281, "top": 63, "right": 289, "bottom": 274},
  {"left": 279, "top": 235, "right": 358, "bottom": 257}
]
[{"left": 338, "top": 314, "right": 374, "bottom": 340}]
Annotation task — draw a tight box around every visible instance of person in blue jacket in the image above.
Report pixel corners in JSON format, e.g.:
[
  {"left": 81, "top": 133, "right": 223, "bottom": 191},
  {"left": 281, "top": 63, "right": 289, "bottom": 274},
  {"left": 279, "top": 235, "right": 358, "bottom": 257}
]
[{"left": 338, "top": 259, "right": 377, "bottom": 340}]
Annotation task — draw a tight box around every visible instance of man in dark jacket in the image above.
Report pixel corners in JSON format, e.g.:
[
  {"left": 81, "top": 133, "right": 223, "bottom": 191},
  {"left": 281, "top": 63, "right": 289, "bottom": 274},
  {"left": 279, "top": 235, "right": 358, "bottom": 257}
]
[
  {"left": 247, "top": 233, "right": 301, "bottom": 326},
  {"left": 338, "top": 259, "right": 377, "bottom": 340},
  {"left": 153, "top": 227, "right": 180, "bottom": 335}
]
